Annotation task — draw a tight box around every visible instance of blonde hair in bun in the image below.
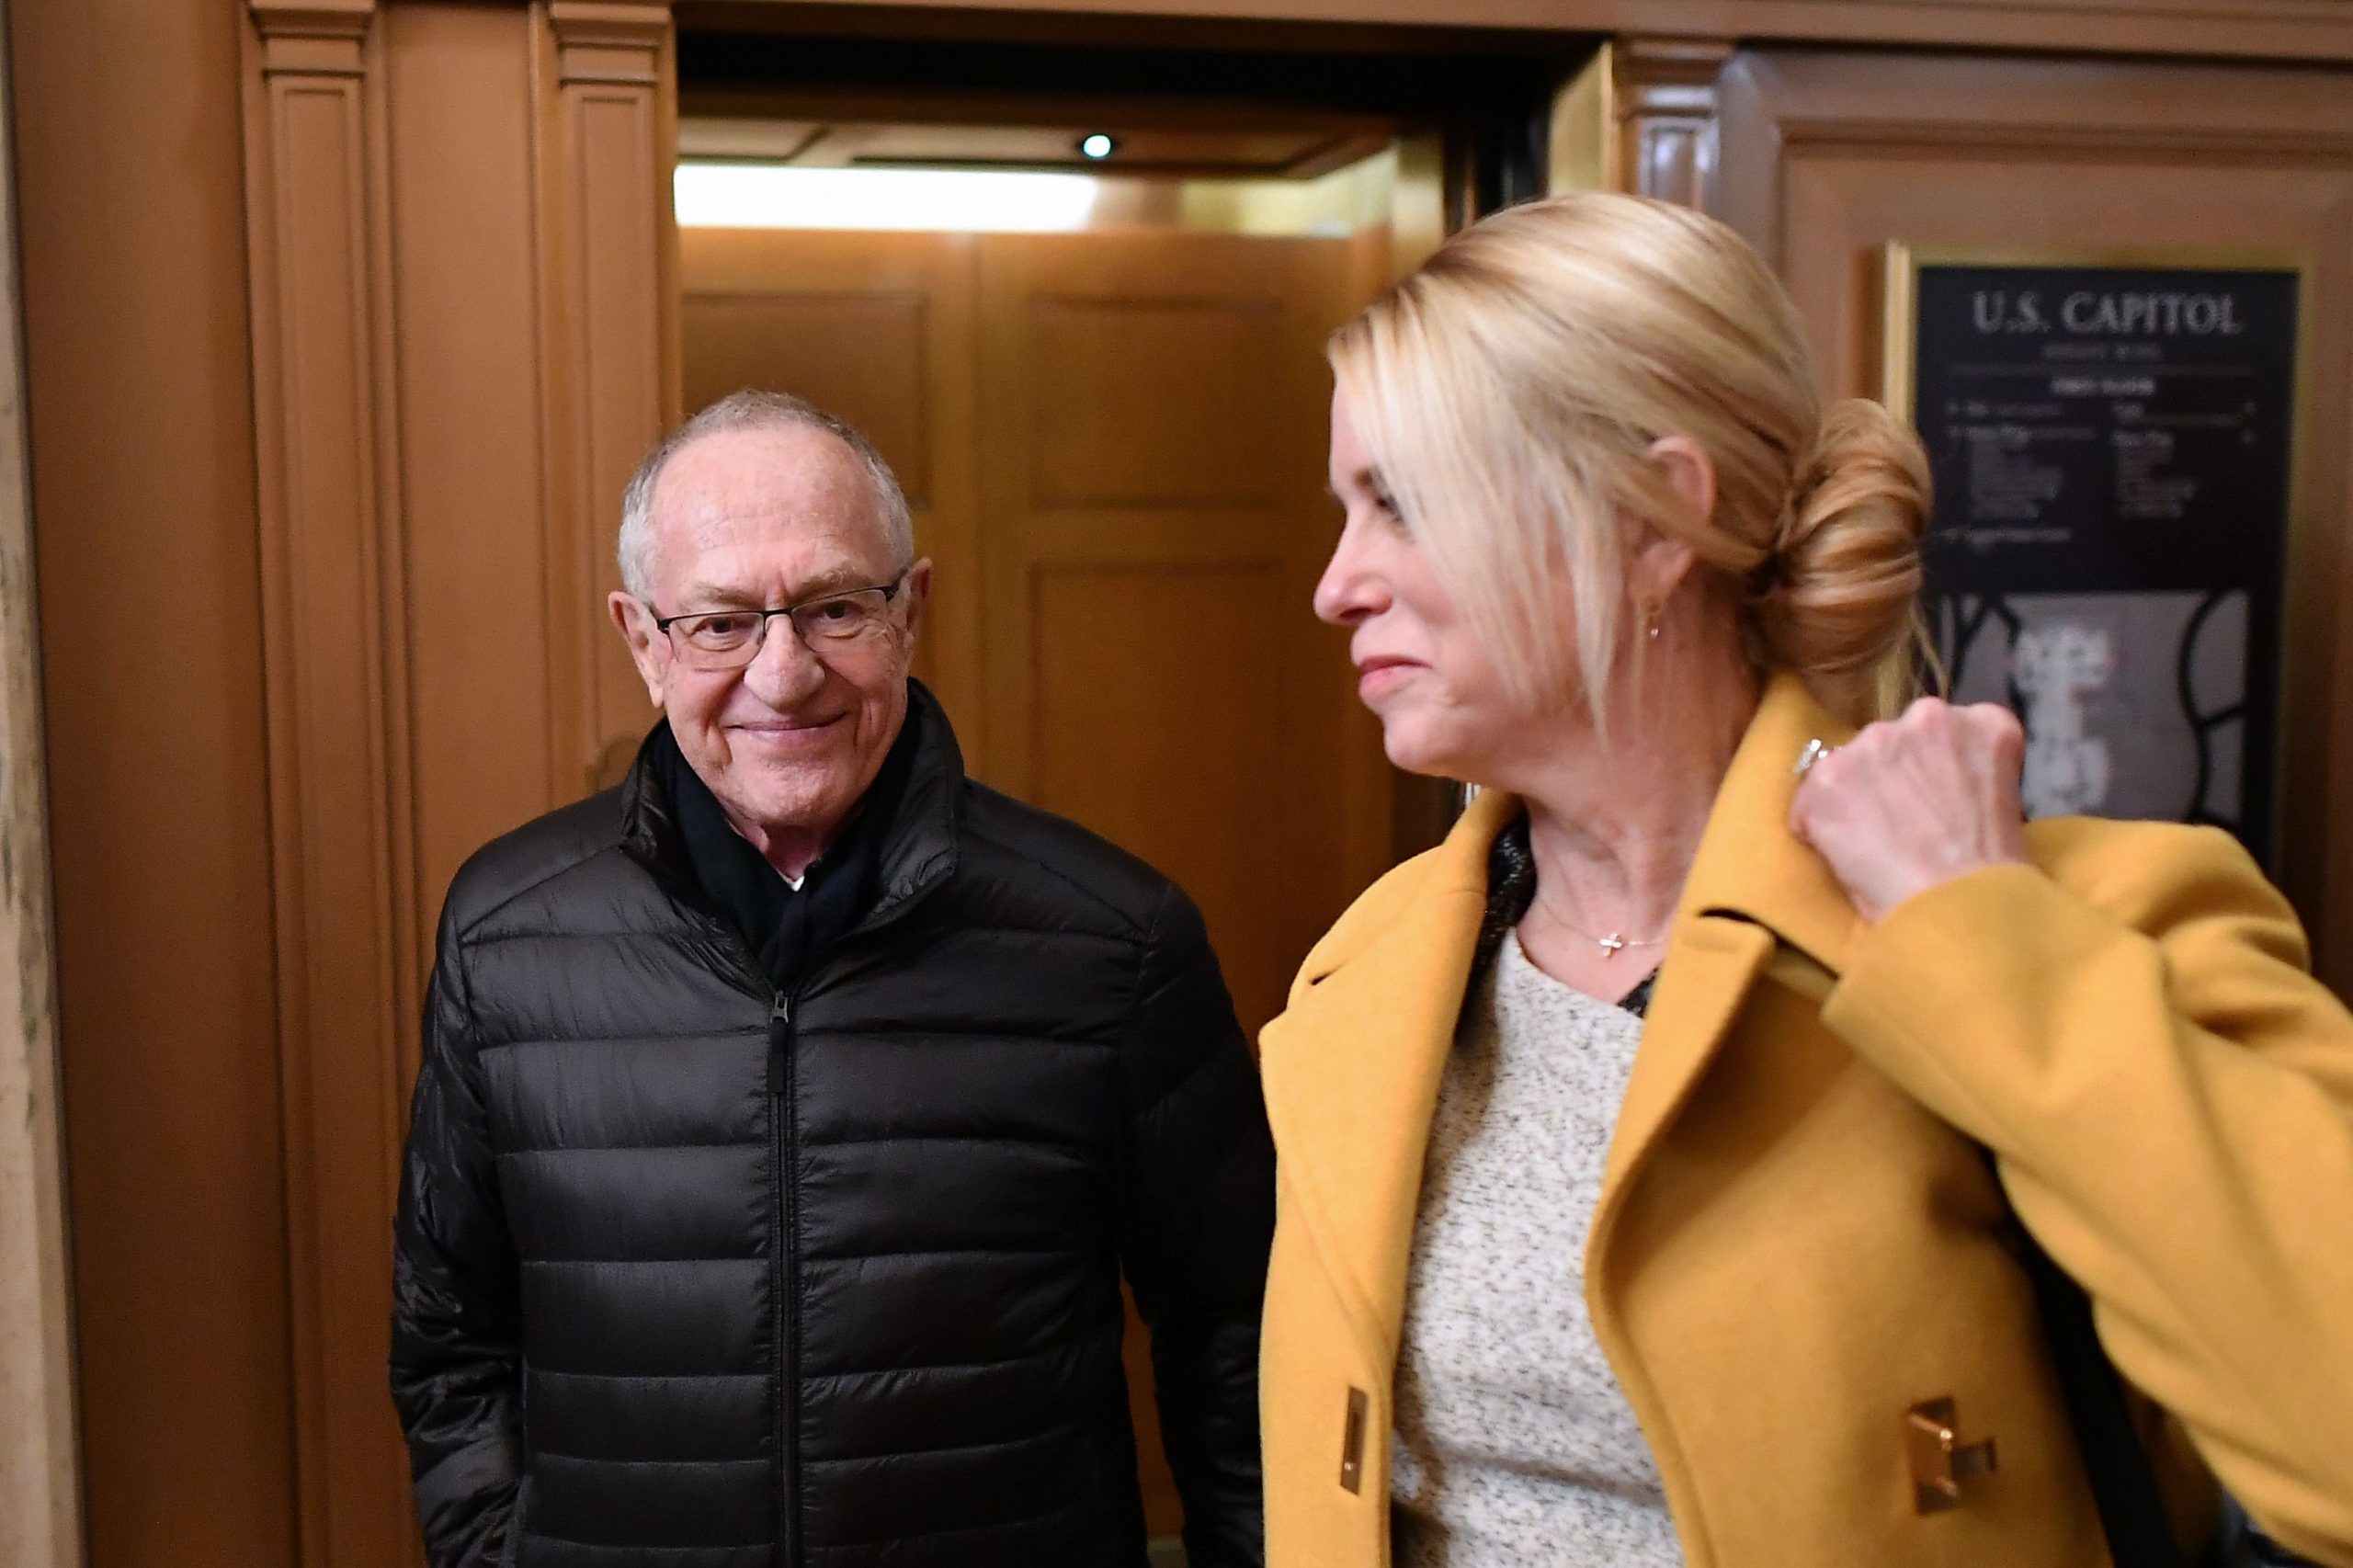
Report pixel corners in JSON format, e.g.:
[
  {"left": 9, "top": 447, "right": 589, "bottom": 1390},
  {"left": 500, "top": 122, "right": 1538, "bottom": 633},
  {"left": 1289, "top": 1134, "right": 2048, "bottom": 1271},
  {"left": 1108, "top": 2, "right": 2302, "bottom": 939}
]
[
  {"left": 1328, "top": 191, "right": 1932, "bottom": 729},
  {"left": 1748, "top": 399, "right": 1934, "bottom": 722}
]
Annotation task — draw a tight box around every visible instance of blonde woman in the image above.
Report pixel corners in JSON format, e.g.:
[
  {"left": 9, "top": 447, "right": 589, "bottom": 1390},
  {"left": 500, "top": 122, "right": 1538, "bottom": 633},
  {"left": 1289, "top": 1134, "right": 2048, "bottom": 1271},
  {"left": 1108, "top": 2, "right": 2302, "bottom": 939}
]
[{"left": 1257, "top": 192, "right": 2353, "bottom": 1568}]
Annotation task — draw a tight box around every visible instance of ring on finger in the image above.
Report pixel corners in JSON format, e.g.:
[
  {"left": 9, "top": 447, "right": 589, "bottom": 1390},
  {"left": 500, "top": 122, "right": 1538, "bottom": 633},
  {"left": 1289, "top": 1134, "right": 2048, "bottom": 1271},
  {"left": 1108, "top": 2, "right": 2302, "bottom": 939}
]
[{"left": 1793, "top": 737, "right": 1840, "bottom": 778}]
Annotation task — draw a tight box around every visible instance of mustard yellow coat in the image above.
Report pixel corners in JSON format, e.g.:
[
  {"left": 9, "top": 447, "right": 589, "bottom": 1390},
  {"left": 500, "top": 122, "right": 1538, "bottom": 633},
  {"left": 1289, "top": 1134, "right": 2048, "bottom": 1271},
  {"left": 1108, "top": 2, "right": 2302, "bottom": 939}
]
[{"left": 1258, "top": 675, "right": 2353, "bottom": 1568}]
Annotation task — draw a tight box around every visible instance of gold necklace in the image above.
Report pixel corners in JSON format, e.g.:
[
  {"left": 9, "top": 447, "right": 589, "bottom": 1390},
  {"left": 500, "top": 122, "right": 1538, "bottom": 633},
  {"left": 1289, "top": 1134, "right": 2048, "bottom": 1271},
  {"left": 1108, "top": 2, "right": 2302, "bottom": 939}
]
[
  {"left": 1530, "top": 898, "right": 1671, "bottom": 960},
  {"left": 1568, "top": 926, "right": 1666, "bottom": 959}
]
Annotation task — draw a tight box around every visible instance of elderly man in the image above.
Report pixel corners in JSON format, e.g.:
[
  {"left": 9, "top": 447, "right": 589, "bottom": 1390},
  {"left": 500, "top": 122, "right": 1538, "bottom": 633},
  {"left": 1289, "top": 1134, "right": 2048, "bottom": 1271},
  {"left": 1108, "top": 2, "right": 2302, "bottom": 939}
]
[{"left": 391, "top": 391, "right": 1274, "bottom": 1568}]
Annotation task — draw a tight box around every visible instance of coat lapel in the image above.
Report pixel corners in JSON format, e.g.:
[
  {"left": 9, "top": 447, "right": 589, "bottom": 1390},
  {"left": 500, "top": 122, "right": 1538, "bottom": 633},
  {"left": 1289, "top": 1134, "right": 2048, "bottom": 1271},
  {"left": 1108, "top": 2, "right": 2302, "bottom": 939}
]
[
  {"left": 1597, "top": 673, "right": 1869, "bottom": 1204},
  {"left": 1259, "top": 790, "right": 1517, "bottom": 1364},
  {"left": 1597, "top": 915, "right": 1776, "bottom": 1202}
]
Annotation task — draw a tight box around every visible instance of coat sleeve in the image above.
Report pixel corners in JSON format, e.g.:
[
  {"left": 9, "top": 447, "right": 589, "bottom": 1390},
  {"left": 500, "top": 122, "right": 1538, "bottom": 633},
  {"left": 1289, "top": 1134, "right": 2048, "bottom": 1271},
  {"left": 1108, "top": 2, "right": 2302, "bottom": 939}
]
[
  {"left": 391, "top": 900, "right": 523, "bottom": 1568},
  {"left": 1115, "top": 881, "right": 1277, "bottom": 1568},
  {"left": 1821, "top": 829, "right": 2353, "bottom": 1567}
]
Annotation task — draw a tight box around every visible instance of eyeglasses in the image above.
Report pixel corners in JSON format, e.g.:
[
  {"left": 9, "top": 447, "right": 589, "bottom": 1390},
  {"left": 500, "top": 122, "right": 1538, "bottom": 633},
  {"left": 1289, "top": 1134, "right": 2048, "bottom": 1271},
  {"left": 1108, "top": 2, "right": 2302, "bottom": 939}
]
[{"left": 650, "top": 573, "right": 908, "bottom": 671}]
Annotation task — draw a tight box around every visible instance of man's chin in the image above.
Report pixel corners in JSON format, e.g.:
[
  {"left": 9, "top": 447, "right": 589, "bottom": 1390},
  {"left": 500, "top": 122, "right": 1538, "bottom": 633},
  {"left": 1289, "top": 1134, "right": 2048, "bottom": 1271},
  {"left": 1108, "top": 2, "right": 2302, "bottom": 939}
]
[{"left": 738, "top": 776, "right": 851, "bottom": 829}]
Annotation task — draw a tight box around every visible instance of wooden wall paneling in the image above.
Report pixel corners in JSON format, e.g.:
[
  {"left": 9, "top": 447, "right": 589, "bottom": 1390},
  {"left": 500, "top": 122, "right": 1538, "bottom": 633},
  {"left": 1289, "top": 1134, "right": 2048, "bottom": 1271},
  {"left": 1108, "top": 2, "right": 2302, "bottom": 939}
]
[
  {"left": 1609, "top": 37, "right": 1732, "bottom": 208},
  {"left": 1714, "top": 48, "right": 2353, "bottom": 992},
  {"left": 534, "top": 1, "right": 684, "bottom": 799},
  {"left": 13, "top": 0, "right": 300, "bottom": 1559},
  {"left": 239, "top": 5, "right": 421, "bottom": 1564},
  {"left": 678, "top": 228, "right": 987, "bottom": 769}
]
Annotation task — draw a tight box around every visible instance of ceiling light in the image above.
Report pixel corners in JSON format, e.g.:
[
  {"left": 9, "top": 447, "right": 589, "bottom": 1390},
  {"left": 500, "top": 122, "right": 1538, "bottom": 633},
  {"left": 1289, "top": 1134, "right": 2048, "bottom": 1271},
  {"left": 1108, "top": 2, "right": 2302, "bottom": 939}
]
[
  {"left": 673, "top": 164, "right": 1103, "bottom": 233},
  {"left": 1078, "top": 133, "right": 1118, "bottom": 161}
]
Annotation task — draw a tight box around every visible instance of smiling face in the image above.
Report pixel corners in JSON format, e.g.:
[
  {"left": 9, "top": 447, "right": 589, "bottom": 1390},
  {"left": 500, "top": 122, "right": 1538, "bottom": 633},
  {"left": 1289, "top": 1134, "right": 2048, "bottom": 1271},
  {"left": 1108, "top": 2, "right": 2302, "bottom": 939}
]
[
  {"left": 609, "top": 422, "right": 929, "bottom": 868},
  {"left": 1313, "top": 383, "right": 1552, "bottom": 784}
]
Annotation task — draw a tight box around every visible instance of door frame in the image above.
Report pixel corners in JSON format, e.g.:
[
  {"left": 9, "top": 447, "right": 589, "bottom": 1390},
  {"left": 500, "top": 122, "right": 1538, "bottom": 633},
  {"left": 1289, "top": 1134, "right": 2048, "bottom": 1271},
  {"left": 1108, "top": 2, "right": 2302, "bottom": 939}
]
[
  {"left": 0, "top": 6, "right": 84, "bottom": 1564},
  {"left": 672, "top": 0, "right": 2353, "bottom": 66}
]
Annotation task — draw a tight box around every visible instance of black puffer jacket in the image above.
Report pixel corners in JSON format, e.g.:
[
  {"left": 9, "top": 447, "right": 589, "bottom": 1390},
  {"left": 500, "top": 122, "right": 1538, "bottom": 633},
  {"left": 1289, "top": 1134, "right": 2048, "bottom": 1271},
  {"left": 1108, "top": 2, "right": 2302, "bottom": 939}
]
[{"left": 391, "top": 685, "right": 1275, "bottom": 1568}]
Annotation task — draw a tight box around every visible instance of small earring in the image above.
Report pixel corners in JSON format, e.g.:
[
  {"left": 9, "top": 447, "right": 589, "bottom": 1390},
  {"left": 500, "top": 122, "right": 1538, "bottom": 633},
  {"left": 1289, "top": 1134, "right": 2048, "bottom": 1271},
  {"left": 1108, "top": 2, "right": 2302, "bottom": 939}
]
[{"left": 1643, "top": 603, "right": 1663, "bottom": 641}]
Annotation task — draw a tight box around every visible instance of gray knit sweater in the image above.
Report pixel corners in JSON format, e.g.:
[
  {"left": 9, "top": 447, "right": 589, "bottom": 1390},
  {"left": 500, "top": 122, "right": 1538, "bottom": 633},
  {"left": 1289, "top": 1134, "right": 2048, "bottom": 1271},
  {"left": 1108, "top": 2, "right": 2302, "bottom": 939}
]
[{"left": 1390, "top": 934, "right": 1683, "bottom": 1566}]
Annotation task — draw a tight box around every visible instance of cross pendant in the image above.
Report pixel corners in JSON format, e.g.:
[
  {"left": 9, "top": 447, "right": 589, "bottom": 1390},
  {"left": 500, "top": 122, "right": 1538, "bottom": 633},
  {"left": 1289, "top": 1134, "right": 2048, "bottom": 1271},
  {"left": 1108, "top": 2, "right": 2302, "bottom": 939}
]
[{"left": 1597, "top": 933, "right": 1626, "bottom": 957}]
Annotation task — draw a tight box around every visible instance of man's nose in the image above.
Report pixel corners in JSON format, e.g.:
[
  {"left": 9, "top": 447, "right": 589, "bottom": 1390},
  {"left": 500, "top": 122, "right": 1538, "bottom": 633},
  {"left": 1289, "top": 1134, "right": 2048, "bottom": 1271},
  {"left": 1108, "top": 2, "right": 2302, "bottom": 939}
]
[
  {"left": 742, "top": 617, "right": 826, "bottom": 703},
  {"left": 1313, "top": 524, "right": 1387, "bottom": 627}
]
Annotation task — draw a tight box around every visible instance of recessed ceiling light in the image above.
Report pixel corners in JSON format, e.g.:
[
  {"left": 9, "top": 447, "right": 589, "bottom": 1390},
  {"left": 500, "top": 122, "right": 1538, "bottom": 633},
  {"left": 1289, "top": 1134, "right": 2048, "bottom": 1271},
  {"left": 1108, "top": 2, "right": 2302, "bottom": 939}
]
[
  {"left": 673, "top": 164, "right": 1103, "bottom": 233},
  {"left": 1078, "top": 133, "right": 1118, "bottom": 161}
]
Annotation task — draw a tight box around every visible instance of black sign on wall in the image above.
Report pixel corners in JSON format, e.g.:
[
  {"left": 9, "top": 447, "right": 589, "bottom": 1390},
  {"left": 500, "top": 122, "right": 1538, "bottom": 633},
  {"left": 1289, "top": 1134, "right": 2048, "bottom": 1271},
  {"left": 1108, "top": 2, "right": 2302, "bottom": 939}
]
[{"left": 1884, "top": 251, "right": 2305, "bottom": 864}]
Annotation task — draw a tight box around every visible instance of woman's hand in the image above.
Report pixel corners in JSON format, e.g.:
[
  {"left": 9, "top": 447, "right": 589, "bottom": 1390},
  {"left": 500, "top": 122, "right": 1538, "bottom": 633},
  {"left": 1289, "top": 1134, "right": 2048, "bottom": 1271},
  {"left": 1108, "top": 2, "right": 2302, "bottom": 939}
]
[{"left": 1790, "top": 698, "right": 2033, "bottom": 925}]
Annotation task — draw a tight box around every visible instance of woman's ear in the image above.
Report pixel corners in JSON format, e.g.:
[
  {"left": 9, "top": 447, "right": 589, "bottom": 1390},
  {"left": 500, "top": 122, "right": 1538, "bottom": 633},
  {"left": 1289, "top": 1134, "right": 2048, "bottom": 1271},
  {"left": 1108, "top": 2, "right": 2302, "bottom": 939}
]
[
  {"left": 1627, "top": 434, "right": 1715, "bottom": 611},
  {"left": 1646, "top": 433, "right": 1716, "bottom": 531}
]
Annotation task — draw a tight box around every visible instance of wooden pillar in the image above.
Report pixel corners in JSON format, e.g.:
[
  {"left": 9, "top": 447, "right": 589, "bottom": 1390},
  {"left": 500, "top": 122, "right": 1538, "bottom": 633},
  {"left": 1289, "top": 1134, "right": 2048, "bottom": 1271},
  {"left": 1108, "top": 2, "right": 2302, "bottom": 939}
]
[
  {"left": 239, "top": 4, "right": 419, "bottom": 1563},
  {"left": 237, "top": 1, "right": 679, "bottom": 1561},
  {"left": 533, "top": 1, "right": 683, "bottom": 799},
  {"left": 1611, "top": 37, "right": 1733, "bottom": 210}
]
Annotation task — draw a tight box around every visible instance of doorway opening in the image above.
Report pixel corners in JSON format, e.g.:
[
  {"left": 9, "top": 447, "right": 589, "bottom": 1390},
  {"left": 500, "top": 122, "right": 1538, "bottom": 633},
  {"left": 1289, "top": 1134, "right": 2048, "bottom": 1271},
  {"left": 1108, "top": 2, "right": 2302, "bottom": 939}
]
[{"left": 668, "top": 15, "right": 1599, "bottom": 1553}]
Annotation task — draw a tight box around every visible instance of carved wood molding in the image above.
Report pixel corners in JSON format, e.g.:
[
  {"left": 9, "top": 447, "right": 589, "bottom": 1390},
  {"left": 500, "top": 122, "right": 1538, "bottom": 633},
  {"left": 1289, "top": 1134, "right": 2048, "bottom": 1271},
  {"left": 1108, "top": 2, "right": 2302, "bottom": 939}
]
[
  {"left": 1714, "top": 47, "right": 2353, "bottom": 267},
  {"left": 532, "top": 0, "right": 681, "bottom": 798},
  {"left": 1772, "top": 116, "right": 2353, "bottom": 165},
  {"left": 249, "top": 0, "right": 373, "bottom": 74},
  {"left": 236, "top": 5, "right": 419, "bottom": 1564},
  {"left": 549, "top": 1, "right": 672, "bottom": 85},
  {"left": 249, "top": 0, "right": 373, "bottom": 28},
  {"left": 1612, "top": 35, "right": 1733, "bottom": 210}
]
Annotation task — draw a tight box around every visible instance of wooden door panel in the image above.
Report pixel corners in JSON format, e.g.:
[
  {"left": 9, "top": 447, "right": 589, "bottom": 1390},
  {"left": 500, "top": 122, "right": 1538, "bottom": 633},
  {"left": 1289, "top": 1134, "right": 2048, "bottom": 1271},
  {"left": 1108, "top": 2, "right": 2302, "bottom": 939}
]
[
  {"left": 1024, "top": 296, "right": 1290, "bottom": 506},
  {"left": 1031, "top": 557, "right": 1296, "bottom": 1015},
  {"left": 685, "top": 294, "right": 936, "bottom": 499}
]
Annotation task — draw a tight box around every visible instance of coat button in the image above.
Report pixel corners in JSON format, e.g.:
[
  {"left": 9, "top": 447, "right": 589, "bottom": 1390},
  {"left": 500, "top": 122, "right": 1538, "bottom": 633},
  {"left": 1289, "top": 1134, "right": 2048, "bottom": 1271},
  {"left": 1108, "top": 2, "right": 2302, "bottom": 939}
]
[
  {"left": 1339, "top": 1387, "right": 1369, "bottom": 1494},
  {"left": 1907, "top": 1396, "right": 1998, "bottom": 1514}
]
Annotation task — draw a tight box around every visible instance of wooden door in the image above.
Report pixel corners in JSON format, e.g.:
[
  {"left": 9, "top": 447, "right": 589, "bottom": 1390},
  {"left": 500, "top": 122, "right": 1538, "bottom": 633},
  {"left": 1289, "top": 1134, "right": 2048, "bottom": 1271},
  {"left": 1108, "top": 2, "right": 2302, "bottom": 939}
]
[{"left": 682, "top": 220, "right": 1392, "bottom": 1536}]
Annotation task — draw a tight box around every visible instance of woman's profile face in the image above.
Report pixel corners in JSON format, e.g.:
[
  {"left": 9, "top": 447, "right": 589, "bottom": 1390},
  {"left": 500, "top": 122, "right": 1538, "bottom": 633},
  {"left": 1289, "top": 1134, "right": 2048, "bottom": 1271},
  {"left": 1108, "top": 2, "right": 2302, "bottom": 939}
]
[{"left": 1315, "top": 384, "right": 1537, "bottom": 783}]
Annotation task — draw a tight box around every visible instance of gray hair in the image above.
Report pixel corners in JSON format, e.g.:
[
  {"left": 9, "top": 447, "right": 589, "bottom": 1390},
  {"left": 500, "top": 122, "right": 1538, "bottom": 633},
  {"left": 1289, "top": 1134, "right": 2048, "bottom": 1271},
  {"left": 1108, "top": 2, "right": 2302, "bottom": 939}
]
[{"left": 617, "top": 389, "right": 915, "bottom": 599}]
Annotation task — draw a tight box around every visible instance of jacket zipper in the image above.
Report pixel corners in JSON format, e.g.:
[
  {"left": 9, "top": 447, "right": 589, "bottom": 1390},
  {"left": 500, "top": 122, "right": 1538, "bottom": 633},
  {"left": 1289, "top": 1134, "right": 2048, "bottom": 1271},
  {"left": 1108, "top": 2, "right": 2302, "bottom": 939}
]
[
  {"left": 671, "top": 867, "right": 945, "bottom": 1567},
  {"left": 767, "top": 992, "right": 801, "bottom": 1567}
]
